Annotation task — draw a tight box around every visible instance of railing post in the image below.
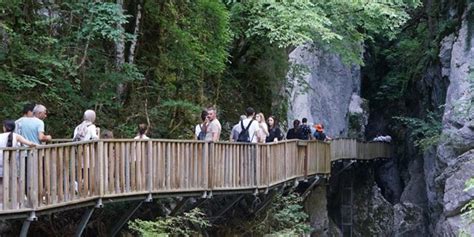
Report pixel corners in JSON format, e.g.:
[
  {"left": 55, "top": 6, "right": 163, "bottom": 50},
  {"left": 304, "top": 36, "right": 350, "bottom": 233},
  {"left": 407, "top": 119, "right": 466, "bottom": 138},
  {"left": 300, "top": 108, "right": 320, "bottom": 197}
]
[
  {"left": 305, "top": 142, "right": 309, "bottom": 179},
  {"left": 202, "top": 142, "right": 208, "bottom": 190},
  {"left": 266, "top": 145, "right": 270, "bottom": 187},
  {"left": 254, "top": 144, "right": 259, "bottom": 188},
  {"left": 97, "top": 141, "right": 104, "bottom": 197},
  {"left": 30, "top": 149, "right": 39, "bottom": 209},
  {"left": 284, "top": 142, "right": 287, "bottom": 180},
  {"left": 147, "top": 140, "right": 153, "bottom": 192},
  {"left": 208, "top": 142, "right": 214, "bottom": 191}
]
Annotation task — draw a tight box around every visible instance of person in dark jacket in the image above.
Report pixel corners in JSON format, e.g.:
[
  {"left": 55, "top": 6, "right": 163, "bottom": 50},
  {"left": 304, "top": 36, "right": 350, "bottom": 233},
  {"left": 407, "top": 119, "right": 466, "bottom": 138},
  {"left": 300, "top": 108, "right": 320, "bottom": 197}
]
[
  {"left": 266, "top": 116, "right": 283, "bottom": 142},
  {"left": 298, "top": 117, "right": 311, "bottom": 140},
  {"left": 286, "top": 119, "right": 300, "bottom": 140}
]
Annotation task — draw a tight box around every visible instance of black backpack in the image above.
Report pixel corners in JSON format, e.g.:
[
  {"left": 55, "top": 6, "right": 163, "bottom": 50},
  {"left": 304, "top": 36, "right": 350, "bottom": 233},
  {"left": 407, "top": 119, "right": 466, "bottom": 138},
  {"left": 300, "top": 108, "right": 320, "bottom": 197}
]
[
  {"left": 197, "top": 124, "right": 206, "bottom": 140},
  {"left": 298, "top": 124, "right": 311, "bottom": 140},
  {"left": 237, "top": 120, "right": 253, "bottom": 142}
]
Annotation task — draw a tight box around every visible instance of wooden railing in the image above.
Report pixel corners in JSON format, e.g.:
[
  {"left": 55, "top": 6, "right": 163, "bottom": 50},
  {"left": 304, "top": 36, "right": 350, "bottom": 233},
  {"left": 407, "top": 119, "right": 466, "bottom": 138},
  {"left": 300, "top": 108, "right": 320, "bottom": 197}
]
[{"left": 0, "top": 139, "right": 391, "bottom": 215}]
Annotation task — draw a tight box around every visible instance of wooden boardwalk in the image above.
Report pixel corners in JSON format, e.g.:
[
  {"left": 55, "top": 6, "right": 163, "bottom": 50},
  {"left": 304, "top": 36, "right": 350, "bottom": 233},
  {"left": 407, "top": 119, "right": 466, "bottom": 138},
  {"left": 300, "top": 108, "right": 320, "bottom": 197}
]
[{"left": 0, "top": 139, "right": 391, "bottom": 218}]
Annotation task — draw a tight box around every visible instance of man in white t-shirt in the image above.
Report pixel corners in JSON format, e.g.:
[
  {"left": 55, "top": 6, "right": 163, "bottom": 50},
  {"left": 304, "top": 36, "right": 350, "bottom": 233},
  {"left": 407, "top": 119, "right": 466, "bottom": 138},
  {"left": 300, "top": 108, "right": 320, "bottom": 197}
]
[
  {"left": 204, "top": 107, "right": 221, "bottom": 142},
  {"left": 238, "top": 107, "right": 260, "bottom": 143}
]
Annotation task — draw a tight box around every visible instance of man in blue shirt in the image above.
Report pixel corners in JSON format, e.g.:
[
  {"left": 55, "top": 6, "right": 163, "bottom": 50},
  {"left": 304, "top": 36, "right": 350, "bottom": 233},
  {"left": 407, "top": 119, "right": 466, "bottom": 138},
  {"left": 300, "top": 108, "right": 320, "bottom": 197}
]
[{"left": 19, "top": 104, "right": 52, "bottom": 144}]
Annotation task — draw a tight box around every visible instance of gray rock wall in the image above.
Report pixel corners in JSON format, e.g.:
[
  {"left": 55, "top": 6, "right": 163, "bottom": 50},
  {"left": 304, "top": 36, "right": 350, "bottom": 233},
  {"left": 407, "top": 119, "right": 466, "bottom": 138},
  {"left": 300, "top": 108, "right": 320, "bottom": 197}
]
[
  {"left": 304, "top": 185, "right": 330, "bottom": 236},
  {"left": 286, "top": 44, "right": 361, "bottom": 137},
  {"left": 433, "top": 4, "right": 474, "bottom": 235}
]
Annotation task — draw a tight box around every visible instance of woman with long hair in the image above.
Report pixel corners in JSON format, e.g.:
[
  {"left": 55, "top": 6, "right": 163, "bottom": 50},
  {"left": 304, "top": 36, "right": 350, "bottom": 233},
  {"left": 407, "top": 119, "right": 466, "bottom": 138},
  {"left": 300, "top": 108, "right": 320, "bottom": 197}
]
[
  {"left": 255, "top": 112, "right": 269, "bottom": 143},
  {"left": 266, "top": 116, "right": 283, "bottom": 143},
  {"left": 0, "top": 120, "right": 36, "bottom": 204}
]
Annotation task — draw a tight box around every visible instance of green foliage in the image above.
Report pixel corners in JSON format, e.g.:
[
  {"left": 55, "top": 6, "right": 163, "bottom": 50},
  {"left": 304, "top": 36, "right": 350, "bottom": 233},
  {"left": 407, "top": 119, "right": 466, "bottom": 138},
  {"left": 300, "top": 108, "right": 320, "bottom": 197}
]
[
  {"left": 0, "top": 0, "right": 420, "bottom": 141},
  {"left": 395, "top": 111, "right": 442, "bottom": 151},
  {"left": 251, "top": 193, "right": 312, "bottom": 236},
  {"left": 129, "top": 208, "right": 210, "bottom": 237},
  {"left": 131, "top": 0, "right": 231, "bottom": 138},
  {"left": 229, "top": 0, "right": 420, "bottom": 65},
  {"left": 72, "top": 1, "right": 133, "bottom": 41},
  {"left": 362, "top": 1, "right": 465, "bottom": 106}
]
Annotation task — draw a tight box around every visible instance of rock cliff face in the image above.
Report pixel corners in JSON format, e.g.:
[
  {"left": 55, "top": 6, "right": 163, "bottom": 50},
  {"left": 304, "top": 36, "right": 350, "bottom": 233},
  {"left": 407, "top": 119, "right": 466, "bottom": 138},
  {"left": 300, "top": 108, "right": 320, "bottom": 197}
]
[
  {"left": 286, "top": 44, "right": 361, "bottom": 137},
  {"left": 292, "top": 4, "right": 474, "bottom": 236},
  {"left": 433, "top": 6, "right": 474, "bottom": 235}
]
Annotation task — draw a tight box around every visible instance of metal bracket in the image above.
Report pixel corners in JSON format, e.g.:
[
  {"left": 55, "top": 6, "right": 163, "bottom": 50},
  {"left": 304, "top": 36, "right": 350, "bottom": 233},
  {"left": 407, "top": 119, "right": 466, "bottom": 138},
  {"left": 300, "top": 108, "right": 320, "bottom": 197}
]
[
  {"left": 27, "top": 211, "right": 37, "bottom": 221},
  {"left": 95, "top": 198, "right": 103, "bottom": 208},
  {"left": 145, "top": 193, "right": 153, "bottom": 202}
]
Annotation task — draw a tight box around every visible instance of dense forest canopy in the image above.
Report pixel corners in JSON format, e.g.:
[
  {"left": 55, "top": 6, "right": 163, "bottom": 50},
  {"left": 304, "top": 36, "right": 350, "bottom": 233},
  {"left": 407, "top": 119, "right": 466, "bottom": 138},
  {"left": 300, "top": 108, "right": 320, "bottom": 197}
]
[{"left": 0, "top": 0, "right": 420, "bottom": 139}]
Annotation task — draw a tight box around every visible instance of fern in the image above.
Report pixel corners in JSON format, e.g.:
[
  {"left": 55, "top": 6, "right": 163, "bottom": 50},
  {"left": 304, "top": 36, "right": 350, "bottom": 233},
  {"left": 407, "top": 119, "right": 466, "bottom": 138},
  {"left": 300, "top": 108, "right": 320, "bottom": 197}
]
[{"left": 394, "top": 111, "right": 442, "bottom": 151}]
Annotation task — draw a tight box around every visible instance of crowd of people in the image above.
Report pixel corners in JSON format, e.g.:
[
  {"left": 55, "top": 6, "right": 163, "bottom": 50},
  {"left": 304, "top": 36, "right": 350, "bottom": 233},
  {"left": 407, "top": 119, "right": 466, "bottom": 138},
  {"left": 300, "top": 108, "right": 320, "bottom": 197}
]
[
  {"left": 0, "top": 103, "right": 394, "bottom": 206},
  {"left": 194, "top": 106, "right": 332, "bottom": 143}
]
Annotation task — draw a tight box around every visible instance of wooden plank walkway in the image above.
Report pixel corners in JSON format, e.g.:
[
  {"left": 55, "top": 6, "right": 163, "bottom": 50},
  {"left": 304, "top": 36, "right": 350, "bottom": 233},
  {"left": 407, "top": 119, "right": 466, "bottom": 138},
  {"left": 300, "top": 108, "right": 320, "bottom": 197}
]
[{"left": 0, "top": 139, "right": 391, "bottom": 217}]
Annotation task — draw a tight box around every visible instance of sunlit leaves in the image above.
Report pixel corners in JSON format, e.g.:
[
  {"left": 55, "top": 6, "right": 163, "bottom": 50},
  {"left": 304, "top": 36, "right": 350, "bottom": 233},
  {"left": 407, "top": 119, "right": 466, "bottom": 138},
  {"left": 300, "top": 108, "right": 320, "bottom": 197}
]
[
  {"left": 74, "top": 1, "right": 133, "bottom": 42},
  {"left": 230, "top": 0, "right": 421, "bottom": 64}
]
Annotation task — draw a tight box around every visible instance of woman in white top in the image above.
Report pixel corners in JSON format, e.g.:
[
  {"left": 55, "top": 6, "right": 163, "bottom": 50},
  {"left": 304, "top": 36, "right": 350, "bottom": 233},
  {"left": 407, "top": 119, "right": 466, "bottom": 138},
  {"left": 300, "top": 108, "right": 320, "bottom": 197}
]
[
  {"left": 0, "top": 120, "right": 36, "bottom": 203},
  {"left": 134, "top": 123, "right": 150, "bottom": 139},
  {"left": 255, "top": 113, "right": 269, "bottom": 143},
  {"left": 73, "top": 110, "right": 99, "bottom": 141}
]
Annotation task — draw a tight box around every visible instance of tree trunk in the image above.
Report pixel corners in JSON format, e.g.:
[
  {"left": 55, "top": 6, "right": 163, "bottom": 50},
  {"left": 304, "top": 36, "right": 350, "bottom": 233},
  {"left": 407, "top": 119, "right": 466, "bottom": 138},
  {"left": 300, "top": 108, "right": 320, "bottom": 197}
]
[
  {"left": 116, "top": 0, "right": 126, "bottom": 102},
  {"left": 128, "top": 1, "right": 142, "bottom": 64}
]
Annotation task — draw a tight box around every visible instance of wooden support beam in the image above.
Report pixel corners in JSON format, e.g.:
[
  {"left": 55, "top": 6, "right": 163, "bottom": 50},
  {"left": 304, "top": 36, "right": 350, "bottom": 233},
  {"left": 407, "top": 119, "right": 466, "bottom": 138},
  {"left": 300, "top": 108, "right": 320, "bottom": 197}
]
[
  {"left": 110, "top": 201, "right": 143, "bottom": 237},
  {"left": 74, "top": 208, "right": 95, "bottom": 237}
]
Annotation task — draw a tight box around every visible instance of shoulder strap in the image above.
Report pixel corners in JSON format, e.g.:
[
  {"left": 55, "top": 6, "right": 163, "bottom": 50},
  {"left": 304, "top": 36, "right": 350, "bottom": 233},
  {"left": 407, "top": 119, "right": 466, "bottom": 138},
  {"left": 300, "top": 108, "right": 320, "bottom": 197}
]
[{"left": 241, "top": 120, "right": 253, "bottom": 132}]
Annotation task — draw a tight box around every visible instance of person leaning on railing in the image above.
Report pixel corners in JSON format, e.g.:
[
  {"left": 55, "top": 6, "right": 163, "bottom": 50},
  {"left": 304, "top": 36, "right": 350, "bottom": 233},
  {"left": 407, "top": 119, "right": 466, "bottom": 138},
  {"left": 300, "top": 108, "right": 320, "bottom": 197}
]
[
  {"left": 0, "top": 120, "right": 37, "bottom": 205},
  {"left": 313, "top": 124, "right": 332, "bottom": 142},
  {"left": 266, "top": 116, "right": 283, "bottom": 143}
]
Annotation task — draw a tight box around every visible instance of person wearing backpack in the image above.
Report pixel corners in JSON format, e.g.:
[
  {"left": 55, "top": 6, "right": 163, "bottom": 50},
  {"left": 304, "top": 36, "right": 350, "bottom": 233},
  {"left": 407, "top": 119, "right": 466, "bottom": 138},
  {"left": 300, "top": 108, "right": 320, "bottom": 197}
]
[
  {"left": 230, "top": 115, "right": 247, "bottom": 142},
  {"left": 298, "top": 117, "right": 312, "bottom": 140},
  {"left": 195, "top": 110, "right": 208, "bottom": 140},
  {"left": 73, "top": 110, "right": 99, "bottom": 141},
  {"left": 237, "top": 107, "right": 260, "bottom": 143}
]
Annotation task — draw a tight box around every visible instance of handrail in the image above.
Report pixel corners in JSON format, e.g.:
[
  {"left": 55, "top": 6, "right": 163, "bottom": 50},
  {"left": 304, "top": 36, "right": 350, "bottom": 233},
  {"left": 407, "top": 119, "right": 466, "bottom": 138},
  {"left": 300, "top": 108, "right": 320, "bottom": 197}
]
[{"left": 0, "top": 139, "right": 391, "bottom": 215}]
